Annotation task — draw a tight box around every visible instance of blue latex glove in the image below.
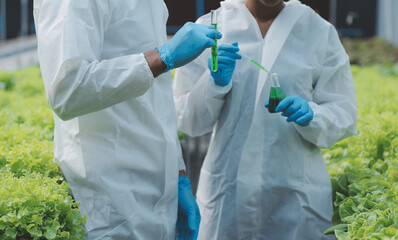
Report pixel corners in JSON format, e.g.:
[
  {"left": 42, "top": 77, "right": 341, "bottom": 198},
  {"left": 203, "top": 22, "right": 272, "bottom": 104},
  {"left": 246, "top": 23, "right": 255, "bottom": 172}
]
[
  {"left": 156, "top": 22, "right": 222, "bottom": 72},
  {"left": 177, "top": 176, "right": 201, "bottom": 240},
  {"left": 208, "top": 42, "right": 242, "bottom": 86},
  {"left": 266, "top": 96, "right": 314, "bottom": 126}
]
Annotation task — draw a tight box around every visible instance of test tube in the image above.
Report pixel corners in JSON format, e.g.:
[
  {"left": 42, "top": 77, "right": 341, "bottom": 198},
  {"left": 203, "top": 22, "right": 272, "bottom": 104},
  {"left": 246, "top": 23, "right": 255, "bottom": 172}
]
[{"left": 211, "top": 10, "right": 218, "bottom": 72}]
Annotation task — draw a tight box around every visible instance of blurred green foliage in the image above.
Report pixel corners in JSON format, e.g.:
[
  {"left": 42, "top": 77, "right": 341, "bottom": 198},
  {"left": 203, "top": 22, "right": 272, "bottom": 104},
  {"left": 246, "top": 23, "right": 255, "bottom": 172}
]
[
  {"left": 0, "top": 71, "right": 15, "bottom": 91},
  {"left": 342, "top": 37, "right": 398, "bottom": 67}
]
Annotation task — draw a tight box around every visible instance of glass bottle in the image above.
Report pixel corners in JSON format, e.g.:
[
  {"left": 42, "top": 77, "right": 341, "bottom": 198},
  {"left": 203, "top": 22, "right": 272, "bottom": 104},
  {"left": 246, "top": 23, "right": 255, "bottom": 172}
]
[{"left": 268, "top": 73, "right": 286, "bottom": 113}]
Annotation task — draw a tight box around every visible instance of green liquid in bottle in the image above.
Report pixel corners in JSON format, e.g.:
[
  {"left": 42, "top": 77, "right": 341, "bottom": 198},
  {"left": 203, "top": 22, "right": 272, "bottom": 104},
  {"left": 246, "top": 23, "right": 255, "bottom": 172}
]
[
  {"left": 268, "top": 73, "right": 286, "bottom": 113},
  {"left": 268, "top": 87, "right": 285, "bottom": 113}
]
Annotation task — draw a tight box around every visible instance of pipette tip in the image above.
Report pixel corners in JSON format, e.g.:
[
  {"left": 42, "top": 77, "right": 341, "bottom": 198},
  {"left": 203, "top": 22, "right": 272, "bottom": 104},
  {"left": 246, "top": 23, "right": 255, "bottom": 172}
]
[{"left": 250, "top": 59, "right": 270, "bottom": 75}]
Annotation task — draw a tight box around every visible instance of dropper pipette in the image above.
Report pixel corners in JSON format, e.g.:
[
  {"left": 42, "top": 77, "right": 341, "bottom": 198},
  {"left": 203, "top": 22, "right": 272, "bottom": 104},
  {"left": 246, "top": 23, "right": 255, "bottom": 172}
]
[
  {"left": 250, "top": 59, "right": 271, "bottom": 75},
  {"left": 239, "top": 52, "right": 271, "bottom": 75}
]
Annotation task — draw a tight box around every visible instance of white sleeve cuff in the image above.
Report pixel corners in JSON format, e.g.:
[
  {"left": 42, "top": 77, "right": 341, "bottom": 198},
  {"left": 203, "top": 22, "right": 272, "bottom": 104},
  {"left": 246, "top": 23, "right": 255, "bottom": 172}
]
[{"left": 206, "top": 75, "right": 233, "bottom": 100}]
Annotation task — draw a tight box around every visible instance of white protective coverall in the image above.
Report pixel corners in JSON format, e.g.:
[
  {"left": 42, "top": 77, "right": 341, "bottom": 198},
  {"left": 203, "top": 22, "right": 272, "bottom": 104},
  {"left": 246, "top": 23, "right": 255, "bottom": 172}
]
[
  {"left": 34, "top": 0, "right": 185, "bottom": 239},
  {"left": 173, "top": 0, "right": 357, "bottom": 239}
]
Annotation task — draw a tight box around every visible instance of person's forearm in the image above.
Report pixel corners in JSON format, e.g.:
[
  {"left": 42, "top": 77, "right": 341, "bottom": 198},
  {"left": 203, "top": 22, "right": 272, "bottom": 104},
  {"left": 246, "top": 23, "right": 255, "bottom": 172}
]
[
  {"left": 179, "top": 170, "right": 187, "bottom": 177},
  {"left": 144, "top": 49, "right": 167, "bottom": 78}
]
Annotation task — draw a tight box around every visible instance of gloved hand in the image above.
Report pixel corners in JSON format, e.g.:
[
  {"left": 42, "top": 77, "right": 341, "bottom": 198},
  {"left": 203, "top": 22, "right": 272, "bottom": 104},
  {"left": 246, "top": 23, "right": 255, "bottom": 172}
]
[
  {"left": 267, "top": 96, "right": 314, "bottom": 126},
  {"left": 177, "top": 176, "right": 201, "bottom": 240},
  {"left": 208, "top": 42, "right": 242, "bottom": 86},
  {"left": 156, "top": 22, "right": 222, "bottom": 72}
]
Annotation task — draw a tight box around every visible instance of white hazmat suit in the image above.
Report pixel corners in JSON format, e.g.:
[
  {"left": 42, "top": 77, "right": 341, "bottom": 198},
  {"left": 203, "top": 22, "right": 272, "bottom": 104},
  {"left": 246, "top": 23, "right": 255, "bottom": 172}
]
[
  {"left": 173, "top": 0, "right": 357, "bottom": 239},
  {"left": 34, "top": 0, "right": 185, "bottom": 239}
]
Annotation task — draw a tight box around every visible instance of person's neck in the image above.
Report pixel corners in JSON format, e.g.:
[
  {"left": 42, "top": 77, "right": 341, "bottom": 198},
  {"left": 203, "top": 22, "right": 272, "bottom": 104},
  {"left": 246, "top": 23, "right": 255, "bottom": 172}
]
[{"left": 244, "top": 0, "right": 285, "bottom": 22}]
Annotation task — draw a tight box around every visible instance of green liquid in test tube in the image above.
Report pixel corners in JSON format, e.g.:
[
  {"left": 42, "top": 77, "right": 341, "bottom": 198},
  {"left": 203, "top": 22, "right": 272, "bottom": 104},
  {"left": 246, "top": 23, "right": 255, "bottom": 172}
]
[
  {"left": 268, "top": 73, "right": 286, "bottom": 113},
  {"left": 211, "top": 10, "right": 218, "bottom": 72}
]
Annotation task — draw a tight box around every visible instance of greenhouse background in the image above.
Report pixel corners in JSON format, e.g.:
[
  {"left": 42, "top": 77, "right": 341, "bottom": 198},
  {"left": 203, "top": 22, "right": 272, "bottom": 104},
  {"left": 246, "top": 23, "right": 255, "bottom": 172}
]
[
  {"left": 0, "top": 0, "right": 398, "bottom": 72},
  {"left": 1, "top": 0, "right": 398, "bottom": 239}
]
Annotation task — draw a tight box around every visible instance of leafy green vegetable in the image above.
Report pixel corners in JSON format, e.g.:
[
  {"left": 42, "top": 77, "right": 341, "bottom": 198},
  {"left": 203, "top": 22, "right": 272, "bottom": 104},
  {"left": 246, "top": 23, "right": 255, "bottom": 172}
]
[
  {"left": 0, "top": 171, "right": 86, "bottom": 239},
  {"left": 324, "top": 66, "right": 398, "bottom": 239},
  {"left": 0, "top": 67, "right": 85, "bottom": 239}
]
